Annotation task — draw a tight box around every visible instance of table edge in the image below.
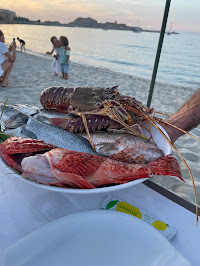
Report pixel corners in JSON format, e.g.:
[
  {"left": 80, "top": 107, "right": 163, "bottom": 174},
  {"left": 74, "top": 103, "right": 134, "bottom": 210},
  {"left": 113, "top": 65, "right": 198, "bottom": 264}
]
[{"left": 144, "top": 180, "right": 200, "bottom": 215}]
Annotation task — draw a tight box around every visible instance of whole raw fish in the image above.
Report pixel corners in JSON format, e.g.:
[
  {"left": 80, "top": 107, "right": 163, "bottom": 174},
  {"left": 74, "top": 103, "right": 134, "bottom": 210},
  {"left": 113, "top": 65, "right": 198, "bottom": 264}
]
[
  {"left": 80, "top": 131, "right": 164, "bottom": 163},
  {"left": 14, "top": 104, "right": 71, "bottom": 120},
  {"left": 0, "top": 103, "right": 71, "bottom": 131},
  {"left": 0, "top": 103, "right": 95, "bottom": 153},
  {"left": 21, "top": 148, "right": 182, "bottom": 188},
  {"left": 0, "top": 137, "right": 183, "bottom": 189},
  {"left": 25, "top": 117, "right": 96, "bottom": 154}
]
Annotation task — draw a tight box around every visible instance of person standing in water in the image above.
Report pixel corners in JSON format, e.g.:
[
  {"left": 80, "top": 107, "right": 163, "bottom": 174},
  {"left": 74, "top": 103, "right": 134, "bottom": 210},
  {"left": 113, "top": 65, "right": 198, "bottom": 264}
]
[
  {"left": 59, "top": 36, "right": 70, "bottom": 80},
  {"left": 17, "top": 37, "right": 25, "bottom": 52}
]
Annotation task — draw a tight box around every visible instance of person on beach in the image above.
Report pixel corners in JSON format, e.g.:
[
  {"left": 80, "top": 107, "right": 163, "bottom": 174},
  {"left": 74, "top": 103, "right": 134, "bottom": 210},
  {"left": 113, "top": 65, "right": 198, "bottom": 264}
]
[
  {"left": 59, "top": 36, "right": 70, "bottom": 80},
  {"left": 163, "top": 88, "right": 200, "bottom": 143},
  {"left": 46, "top": 36, "right": 61, "bottom": 76},
  {"left": 0, "top": 30, "right": 16, "bottom": 87},
  {"left": 17, "top": 37, "right": 25, "bottom": 52}
]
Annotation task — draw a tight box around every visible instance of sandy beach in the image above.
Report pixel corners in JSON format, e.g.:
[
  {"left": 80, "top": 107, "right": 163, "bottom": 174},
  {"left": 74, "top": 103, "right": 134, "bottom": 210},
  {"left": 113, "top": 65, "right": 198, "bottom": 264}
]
[{"left": 1, "top": 51, "right": 200, "bottom": 206}]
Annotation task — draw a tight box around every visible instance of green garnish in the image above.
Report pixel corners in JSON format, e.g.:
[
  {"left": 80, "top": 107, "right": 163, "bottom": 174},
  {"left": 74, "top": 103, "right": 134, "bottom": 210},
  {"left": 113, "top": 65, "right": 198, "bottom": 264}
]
[{"left": 0, "top": 99, "right": 9, "bottom": 143}]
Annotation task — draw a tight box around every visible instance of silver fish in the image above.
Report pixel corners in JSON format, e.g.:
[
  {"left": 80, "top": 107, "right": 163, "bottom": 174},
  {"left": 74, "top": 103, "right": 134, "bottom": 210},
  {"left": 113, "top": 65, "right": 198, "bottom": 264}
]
[
  {"left": 0, "top": 103, "right": 72, "bottom": 131},
  {"left": 14, "top": 104, "right": 71, "bottom": 120},
  {"left": 80, "top": 131, "right": 164, "bottom": 163},
  {"left": 13, "top": 104, "right": 40, "bottom": 116},
  {"left": 25, "top": 117, "right": 96, "bottom": 154},
  {"left": 0, "top": 103, "right": 29, "bottom": 130}
]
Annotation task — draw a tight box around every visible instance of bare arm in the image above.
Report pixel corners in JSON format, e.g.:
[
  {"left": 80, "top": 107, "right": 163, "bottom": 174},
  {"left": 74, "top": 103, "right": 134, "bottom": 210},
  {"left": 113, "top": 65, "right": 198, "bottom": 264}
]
[
  {"left": 65, "top": 55, "right": 70, "bottom": 64},
  {"left": 46, "top": 48, "right": 54, "bottom": 55},
  {"left": 65, "top": 46, "right": 70, "bottom": 63},
  {"left": 164, "top": 89, "right": 200, "bottom": 143},
  {"left": 5, "top": 43, "right": 16, "bottom": 62},
  {"left": 8, "top": 44, "right": 12, "bottom": 52}
]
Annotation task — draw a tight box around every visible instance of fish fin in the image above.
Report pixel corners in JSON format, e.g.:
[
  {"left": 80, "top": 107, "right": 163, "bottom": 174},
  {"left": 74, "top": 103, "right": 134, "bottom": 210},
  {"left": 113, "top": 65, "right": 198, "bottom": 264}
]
[
  {"left": 95, "top": 142, "right": 116, "bottom": 156},
  {"left": 22, "top": 171, "right": 57, "bottom": 183},
  {"left": 45, "top": 149, "right": 108, "bottom": 188},
  {"left": 1, "top": 137, "right": 55, "bottom": 154},
  {"left": 0, "top": 153, "right": 22, "bottom": 172},
  {"left": 148, "top": 155, "right": 183, "bottom": 181},
  {"left": 22, "top": 171, "right": 72, "bottom": 188},
  {"left": 50, "top": 169, "right": 95, "bottom": 189},
  {"left": 109, "top": 148, "right": 145, "bottom": 164},
  {"left": 21, "top": 127, "right": 38, "bottom": 139}
]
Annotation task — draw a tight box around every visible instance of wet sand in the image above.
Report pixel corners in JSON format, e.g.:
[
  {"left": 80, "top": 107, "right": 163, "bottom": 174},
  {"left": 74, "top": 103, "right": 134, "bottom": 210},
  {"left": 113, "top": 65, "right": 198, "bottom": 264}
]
[{"left": 1, "top": 51, "right": 200, "bottom": 207}]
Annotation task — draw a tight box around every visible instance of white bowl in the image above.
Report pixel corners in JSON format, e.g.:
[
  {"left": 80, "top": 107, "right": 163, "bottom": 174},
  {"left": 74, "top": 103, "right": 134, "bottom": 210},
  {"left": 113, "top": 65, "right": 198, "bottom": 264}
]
[{"left": 0, "top": 123, "right": 171, "bottom": 194}]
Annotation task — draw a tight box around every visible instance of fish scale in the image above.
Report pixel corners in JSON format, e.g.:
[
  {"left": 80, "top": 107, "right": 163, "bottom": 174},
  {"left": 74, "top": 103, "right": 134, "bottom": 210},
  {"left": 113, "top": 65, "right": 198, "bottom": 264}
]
[{"left": 26, "top": 117, "right": 96, "bottom": 154}]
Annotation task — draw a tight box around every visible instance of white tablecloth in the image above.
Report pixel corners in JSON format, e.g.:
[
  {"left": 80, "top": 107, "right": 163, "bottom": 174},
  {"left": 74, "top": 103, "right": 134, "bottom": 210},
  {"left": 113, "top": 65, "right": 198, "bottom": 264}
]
[{"left": 0, "top": 161, "right": 199, "bottom": 266}]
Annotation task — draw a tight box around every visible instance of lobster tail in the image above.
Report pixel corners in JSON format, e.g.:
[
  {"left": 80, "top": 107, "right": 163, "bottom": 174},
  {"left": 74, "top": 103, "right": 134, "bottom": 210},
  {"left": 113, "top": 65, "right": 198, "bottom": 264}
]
[
  {"left": 50, "top": 115, "right": 112, "bottom": 133},
  {"left": 40, "top": 87, "right": 75, "bottom": 112}
]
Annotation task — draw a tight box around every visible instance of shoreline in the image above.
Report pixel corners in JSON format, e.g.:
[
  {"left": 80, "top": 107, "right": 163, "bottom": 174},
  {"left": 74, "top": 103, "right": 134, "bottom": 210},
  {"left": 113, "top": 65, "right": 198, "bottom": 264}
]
[
  {"left": 16, "top": 45, "right": 196, "bottom": 90},
  {"left": 4, "top": 51, "right": 196, "bottom": 109},
  {"left": 1, "top": 25, "right": 199, "bottom": 89},
  {"left": 0, "top": 21, "right": 169, "bottom": 34}
]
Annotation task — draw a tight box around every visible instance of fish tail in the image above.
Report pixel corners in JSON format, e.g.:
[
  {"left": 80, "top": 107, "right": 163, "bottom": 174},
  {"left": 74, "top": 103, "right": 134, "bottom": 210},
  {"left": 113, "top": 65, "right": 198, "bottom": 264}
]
[{"left": 148, "top": 155, "right": 183, "bottom": 181}]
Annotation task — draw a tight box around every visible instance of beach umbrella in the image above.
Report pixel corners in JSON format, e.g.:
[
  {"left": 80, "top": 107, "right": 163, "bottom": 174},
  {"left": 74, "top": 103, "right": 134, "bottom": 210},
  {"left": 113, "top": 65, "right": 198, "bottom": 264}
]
[{"left": 147, "top": 0, "right": 171, "bottom": 107}]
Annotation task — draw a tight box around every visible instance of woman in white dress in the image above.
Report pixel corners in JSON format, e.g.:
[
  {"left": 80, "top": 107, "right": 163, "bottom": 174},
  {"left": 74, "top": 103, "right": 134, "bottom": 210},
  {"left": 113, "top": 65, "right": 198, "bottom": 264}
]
[
  {"left": 0, "top": 30, "right": 16, "bottom": 87},
  {"left": 46, "top": 36, "right": 61, "bottom": 76}
]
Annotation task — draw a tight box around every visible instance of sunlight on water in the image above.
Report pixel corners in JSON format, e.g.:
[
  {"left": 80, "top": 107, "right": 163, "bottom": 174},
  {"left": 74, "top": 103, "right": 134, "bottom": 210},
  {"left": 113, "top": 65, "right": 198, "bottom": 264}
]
[{"left": 1, "top": 24, "right": 199, "bottom": 88}]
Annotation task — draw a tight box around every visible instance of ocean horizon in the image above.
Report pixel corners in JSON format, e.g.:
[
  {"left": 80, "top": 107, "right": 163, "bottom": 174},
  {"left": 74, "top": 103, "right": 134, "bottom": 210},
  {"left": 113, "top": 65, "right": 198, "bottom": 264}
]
[{"left": 1, "top": 23, "right": 199, "bottom": 90}]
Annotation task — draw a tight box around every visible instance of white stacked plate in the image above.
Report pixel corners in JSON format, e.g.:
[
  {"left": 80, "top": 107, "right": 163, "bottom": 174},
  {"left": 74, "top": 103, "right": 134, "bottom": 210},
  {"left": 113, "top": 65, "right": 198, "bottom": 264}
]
[{"left": 4, "top": 210, "right": 190, "bottom": 266}]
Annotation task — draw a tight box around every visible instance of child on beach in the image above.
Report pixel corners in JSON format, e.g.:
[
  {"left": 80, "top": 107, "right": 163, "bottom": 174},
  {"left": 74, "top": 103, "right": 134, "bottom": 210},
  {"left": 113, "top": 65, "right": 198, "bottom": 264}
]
[
  {"left": 59, "top": 36, "right": 70, "bottom": 80},
  {"left": 46, "top": 36, "right": 61, "bottom": 76}
]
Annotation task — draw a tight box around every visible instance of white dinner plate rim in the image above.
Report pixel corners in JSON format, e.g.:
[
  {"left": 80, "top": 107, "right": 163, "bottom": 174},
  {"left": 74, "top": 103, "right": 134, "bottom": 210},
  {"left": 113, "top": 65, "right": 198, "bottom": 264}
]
[{"left": 4, "top": 210, "right": 190, "bottom": 266}]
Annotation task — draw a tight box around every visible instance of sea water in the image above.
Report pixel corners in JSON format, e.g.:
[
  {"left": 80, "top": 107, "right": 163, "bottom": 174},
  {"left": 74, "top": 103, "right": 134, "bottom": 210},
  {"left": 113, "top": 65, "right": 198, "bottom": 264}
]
[{"left": 1, "top": 24, "right": 199, "bottom": 89}]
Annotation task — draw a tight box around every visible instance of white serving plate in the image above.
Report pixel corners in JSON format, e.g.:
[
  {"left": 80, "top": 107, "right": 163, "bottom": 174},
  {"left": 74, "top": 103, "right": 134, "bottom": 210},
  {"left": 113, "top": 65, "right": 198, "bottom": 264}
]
[
  {"left": 0, "top": 123, "right": 171, "bottom": 194},
  {"left": 4, "top": 210, "right": 190, "bottom": 266}
]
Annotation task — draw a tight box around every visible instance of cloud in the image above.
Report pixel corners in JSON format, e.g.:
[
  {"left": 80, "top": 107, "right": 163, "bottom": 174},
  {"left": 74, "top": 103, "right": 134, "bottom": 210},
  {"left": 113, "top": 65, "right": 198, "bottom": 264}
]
[{"left": 0, "top": 0, "right": 200, "bottom": 32}]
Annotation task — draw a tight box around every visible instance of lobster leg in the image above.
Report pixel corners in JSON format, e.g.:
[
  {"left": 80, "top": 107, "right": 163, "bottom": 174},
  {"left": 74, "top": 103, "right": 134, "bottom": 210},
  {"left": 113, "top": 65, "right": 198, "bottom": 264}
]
[{"left": 75, "top": 112, "right": 96, "bottom": 152}]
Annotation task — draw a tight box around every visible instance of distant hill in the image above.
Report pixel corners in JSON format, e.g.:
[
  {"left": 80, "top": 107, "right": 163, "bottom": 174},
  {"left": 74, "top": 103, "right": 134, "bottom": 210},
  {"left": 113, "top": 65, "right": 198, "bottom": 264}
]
[
  {"left": 0, "top": 9, "right": 144, "bottom": 32},
  {"left": 67, "top": 17, "right": 142, "bottom": 31},
  {"left": 0, "top": 9, "right": 16, "bottom": 21},
  {"left": 67, "top": 17, "right": 99, "bottom": 28},
  {"left": 0, "top": 8, "right": 40, "bottom": 23}
]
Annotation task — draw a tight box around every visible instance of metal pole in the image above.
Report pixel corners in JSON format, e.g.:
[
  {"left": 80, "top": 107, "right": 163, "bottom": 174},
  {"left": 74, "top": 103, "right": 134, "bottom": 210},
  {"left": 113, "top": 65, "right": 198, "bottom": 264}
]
[{"left": 147, "top": 0, "right": 171, "bottom": 107}]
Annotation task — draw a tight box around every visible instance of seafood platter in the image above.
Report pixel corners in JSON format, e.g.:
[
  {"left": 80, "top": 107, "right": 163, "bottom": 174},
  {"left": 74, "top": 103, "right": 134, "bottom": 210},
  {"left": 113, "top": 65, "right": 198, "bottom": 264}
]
[
  {"left": 0, "top": 86, "right": 187, "bottom": 194},
  {"left": 1, "top": 86, "right": 198, "bottom": 266}
]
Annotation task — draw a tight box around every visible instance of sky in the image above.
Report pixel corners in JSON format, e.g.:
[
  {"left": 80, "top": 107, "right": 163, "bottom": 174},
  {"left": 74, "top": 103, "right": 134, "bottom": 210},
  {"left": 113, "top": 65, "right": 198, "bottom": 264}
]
[{"left": 1, "top": 0, "right": 200, "bottom": 33}]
